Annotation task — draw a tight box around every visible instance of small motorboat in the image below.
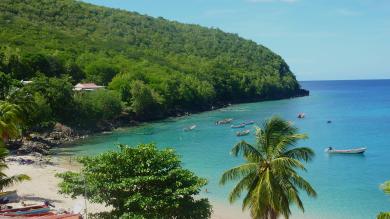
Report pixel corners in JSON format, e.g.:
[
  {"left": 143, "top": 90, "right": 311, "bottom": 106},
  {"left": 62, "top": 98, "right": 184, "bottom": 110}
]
[
  {"left": 236, "top": 130, "right": 250, "bottom": 137},
  {"left": 216, "top": 118, "right": 233, "bottom": 125},
  {"left": 244, "top": 120, "right": 255, "bottom": 125},
  {"left": 231, "top": 123, "right": 246, "bottom": 129},
  {"left": 325, "top": 147, "right": 366, "bottom": 154},
  {"left": 297, "top": 113, "right": 305, "bottom": 119},
  {"left": 183, "top": 125, "right": 197, "bottom": 132},
  {"left": 0, "top": 190, "right": 18, "bottom": 203}
]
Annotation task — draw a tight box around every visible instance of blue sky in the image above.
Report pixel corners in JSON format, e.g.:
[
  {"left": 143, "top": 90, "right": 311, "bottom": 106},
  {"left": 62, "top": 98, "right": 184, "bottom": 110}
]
[{"left": 83, "top": 0, "right": 390, "bottom": 80}]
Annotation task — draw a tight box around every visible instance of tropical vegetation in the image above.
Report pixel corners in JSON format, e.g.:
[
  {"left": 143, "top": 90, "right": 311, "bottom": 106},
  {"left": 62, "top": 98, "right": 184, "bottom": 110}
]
[
  {"left": 0, "top": 0, "right": 307, "bottom": 132},
  {"left": 56, "top": 143, "right": 212, "bottom": 219},
  {"left": 0, "top": 101, "right": 30, "bottom": 191},
  {"left": 220, "top": 116, "right": 316, "bottom": 219},
  {"left": 0, "top": 101, "right": 22, "bottom": 146},
  {"left": 378, "top": 181, "right": 390, "bottom": 219},
  {"left": 0, "top": 146, "right": 30, "bottom": 191}
]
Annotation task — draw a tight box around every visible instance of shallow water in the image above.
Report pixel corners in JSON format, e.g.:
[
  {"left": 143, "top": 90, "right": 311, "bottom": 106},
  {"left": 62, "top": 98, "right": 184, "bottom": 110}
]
[{"left": 60, "top": 80, "right": 390, "bottom": 219}]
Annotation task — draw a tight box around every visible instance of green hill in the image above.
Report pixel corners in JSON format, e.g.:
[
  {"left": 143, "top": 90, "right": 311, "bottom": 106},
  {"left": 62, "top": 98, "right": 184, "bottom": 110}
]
[{"left": 0, "top": 0, "right": 308, "bottom": 127}]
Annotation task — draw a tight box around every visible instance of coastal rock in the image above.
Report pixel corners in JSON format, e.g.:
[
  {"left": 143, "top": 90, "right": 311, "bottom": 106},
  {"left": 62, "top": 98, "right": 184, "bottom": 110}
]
[
  {"left": 16, "top": 141, "right": 51, "bottom": 155},
  {"left": 10, "top": 123, "right": 85, "bottom": 156}
]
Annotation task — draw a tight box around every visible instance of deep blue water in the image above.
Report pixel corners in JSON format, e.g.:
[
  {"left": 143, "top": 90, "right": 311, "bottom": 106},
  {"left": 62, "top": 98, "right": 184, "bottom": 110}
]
[{"left": 60, "top": 80, "right": 390, "bottom": 219}]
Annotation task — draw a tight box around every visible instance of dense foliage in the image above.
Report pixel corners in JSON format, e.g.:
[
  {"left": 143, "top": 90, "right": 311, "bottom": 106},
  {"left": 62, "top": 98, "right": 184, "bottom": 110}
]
[
  {"left": 0, "top": 101, "right": 30, "bottom": 190},
  {"left": 56, "top": 143, "right": 212, "bottom": 219},
  {"left": 0, "top": 0, "right": 307, "bottom": 130},
  {"left": 0, "top": 101, "right": 22, "bottom": 145},
  {"left": 220, "top": 117, "right": 316, "bottom": 219}
]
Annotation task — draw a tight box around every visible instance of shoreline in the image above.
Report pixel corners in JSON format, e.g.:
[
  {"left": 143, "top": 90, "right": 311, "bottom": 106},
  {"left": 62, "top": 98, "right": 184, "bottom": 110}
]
[
  {"left": 4, "top": 155, "right": 250, "bottom": 219},
  {"left": 4, "top": 156, "right": 108, "bottom": 216},
  {"left": 5, "top": 156, "right": 316, "bottom": 219},
  {"left": 8, "top": 91, "right": 310, "bottom": 156}
]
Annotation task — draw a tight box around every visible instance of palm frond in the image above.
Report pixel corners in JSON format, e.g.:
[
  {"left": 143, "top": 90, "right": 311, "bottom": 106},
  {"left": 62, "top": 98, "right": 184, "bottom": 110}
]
[
  {"left": 220, "top": 163, "right": 257, "bottom": 185},
  {"left": 274, "top": 134, "right": 308, "bottom": 153},
  {"left": 283, "top": 147, "right": 314, "bottom": 162},
  {"left": 290, "top": 173, "right": 317, "bottom": 197},
  {"left": 231, "top": 141, "right": 263, "bottom": 161},
  {"left": 378, "top": 212, "right": 390, "bottom": 219},
  {"left": 380, "top": 181, "right": 390, "bottom": 195},
  {"left": 228, "top": 172, "right": 257, "bottom": 203},
  {"left": 271, "top": 157, "right": 306, "bottom": 171},
  {"left": 0, "top": 174, "right": 30, "bottom": 191}
]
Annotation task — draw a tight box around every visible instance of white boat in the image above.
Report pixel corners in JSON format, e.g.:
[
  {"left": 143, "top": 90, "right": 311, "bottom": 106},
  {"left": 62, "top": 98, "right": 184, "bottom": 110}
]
[
  {"left": 244, "top": 120, "right": 255, "bottom": 125},
  {"left": 325, "top": 147, "right": 366, "bottom": 154},
  {"left": 216, "top": 118, "right": 233, "bottom": 125},
  {"left": 183, "top": 125, "right": 197, "bottom": 132},
  {"left": 231, "top": 123, "right": 246, "bottom": 129},
  {"left": 236, "top": 130, "right": 250, "bottom": 136}
]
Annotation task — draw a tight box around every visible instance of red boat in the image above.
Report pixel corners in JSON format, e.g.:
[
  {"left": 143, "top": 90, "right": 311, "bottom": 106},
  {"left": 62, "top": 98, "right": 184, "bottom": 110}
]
[
  {"left": 0, "top": 213, "right": 82, "bottom": 219},
  {"left": 35, "top": 213, "right": 82, "bottom": 219}
]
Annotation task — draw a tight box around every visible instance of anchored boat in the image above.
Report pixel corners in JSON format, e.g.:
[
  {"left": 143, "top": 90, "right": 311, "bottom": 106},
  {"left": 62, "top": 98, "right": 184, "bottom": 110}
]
[
  {"left": 231, "top": 123, "right": 246, "bottom": 129},
  {"left": 325, "top": 147, "right": 366, "bottom": 154},
  {"left": 236, "top": 130, "right": 250, "bottom": 137},
  {"left": 216, "top": 118, "right": 233, "bottom": 125},
  {"left": 183, "top": 125, "right": 197, "bottom": 132},
  {"left": 244, "top": 120, "right": 255, "bottom": 125}
]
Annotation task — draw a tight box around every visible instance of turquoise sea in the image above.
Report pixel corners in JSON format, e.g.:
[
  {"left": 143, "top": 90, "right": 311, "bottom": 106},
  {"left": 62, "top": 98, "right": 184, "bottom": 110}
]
[{"left": 60, "top": 80, "right": 390, "bottom": 219}]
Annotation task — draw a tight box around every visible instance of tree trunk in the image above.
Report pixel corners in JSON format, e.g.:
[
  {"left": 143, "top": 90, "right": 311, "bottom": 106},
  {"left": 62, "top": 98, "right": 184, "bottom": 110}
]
[
  {"left": 269, "top": 209, "right": 277, "bottom": 219},
  {"left": 2, "top": 132, "right": 9, "bottom": 144}
]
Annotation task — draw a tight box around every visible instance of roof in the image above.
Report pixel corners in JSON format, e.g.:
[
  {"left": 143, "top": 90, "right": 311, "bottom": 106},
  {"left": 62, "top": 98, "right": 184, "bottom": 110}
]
[
  {"left": 74, "top": 83, "right": 104, "bottom": 91},
  {"left": 21, "top": 80, "right": 33, "bottom": 85}
]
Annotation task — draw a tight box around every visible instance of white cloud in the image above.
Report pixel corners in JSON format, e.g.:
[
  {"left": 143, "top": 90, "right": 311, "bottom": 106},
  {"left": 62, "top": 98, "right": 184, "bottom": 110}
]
[{"left": 247, "top": 0, "right": 298, "bottom": 3}]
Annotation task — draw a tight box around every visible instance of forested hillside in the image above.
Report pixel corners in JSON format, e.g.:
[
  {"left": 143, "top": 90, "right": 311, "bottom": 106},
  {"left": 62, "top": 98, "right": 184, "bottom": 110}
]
[{"left": 0, "top": 0, "right": 308, "bottom": 131}]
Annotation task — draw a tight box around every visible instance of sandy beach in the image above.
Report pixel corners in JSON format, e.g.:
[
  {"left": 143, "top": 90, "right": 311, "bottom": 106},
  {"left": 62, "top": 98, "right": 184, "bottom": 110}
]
[
  {"left": 4, "top": 156, "right": 108, "bottom": 216},
  {"left": 3, "top": 156, "right": 249, "bottom": 219}
]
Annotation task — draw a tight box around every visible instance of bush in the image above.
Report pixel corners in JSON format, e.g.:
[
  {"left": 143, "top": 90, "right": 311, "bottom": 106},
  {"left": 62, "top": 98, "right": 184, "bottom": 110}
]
[
  {"left": 72, "top": 89, "right": 123, "bottom": 129},
  {"left": 57, "top": 143, "right": 212, "bottom": 219}
]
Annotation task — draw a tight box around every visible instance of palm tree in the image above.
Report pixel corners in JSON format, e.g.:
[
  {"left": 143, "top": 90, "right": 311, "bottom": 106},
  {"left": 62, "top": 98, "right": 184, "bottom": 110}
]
[
  {"left": 220, "top": 116, "right": 316, "bottom": 219},
  {"left": 0, "top": 101, "right": 22, "bottom": 146},
  {"left": 0, "top": 147, "right": 30, "bottom": 191}
]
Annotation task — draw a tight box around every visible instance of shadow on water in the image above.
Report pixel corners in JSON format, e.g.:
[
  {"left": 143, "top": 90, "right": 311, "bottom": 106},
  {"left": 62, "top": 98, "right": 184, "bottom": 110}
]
[{"left": 324, "top": 153, "right": 366, "bottom": 160}]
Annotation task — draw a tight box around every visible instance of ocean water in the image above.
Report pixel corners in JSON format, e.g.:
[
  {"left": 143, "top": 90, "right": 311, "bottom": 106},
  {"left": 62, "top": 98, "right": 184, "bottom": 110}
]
[{"left": 59, "top": 80, "right": 390, "bottom": 219}]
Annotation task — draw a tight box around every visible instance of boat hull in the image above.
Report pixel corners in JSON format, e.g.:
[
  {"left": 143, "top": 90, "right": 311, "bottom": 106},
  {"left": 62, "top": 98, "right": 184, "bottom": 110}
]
[
  {"left": 1, "top": 207, "right": 51, "bottom": 217},
  {"left": 236, "top": 130, "right": 250, "bottom": 136},
  {"left": 326, "top": 148, "right": 366, "bottom": 154}
]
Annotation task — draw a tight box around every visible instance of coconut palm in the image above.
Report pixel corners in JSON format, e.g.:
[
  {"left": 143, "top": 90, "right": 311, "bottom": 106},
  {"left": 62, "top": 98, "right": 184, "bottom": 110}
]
[
  {"left": 0, "top": 147, "right": 30, "bottom": 191},
  {"left": 220, "top": 116, "right": 316, "bottom": 219},
  {"left": 0, "top": 101, "right": 22, "bottom": 146}
]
